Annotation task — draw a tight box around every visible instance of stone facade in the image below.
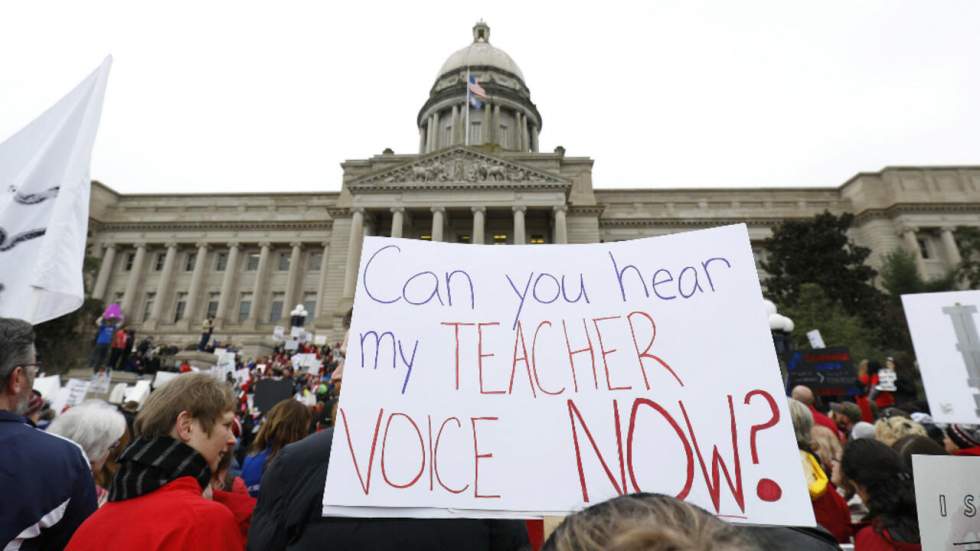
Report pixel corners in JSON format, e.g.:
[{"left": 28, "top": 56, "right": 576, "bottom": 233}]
[{"left": 86, "top": 23, "right": 980, "bottom": 356}]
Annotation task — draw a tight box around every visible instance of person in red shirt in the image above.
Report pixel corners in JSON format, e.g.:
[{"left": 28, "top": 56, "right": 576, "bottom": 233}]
[
  {"left": 67, "top": 373, "right": 241, "bottom": 551},
  {"left": 944, "top": 424, "right": 980, "bottom": 456},
  {"left": 107, "top": 327, "right": 128, "bottom": 371},
  {"left": 841, "top": 439, "right": 921, "bottom": 550},
  {"left": 791, "top": 385, "right": 843, "bottom": 442}
]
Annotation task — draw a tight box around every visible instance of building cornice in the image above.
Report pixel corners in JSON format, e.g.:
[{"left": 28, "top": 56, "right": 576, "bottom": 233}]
[
  {"left": 599, "top": 217, "right": 804, "bottom": 229},
  {"left": 853, "top": 202, "right": 980, "bottom": 224},
  {"left": 91, "top": 220, "right": 334, "bottom": 233}
]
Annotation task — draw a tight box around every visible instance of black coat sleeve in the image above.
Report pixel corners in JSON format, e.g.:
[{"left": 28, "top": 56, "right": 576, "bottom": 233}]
[{"left": 247, "top": 447, "right": 292, "bottom": 551}]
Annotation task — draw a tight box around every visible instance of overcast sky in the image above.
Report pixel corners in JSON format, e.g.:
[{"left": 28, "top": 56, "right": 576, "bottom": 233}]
[{"left": 1, "top": 1, "right": 978, "bottom": 194}]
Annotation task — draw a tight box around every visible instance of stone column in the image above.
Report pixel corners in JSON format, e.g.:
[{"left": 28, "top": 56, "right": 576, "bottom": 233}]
[
  {"left": 342, "top": 208, "right": 366, "bottom": 299},
  {"left": 901, "top": 226, "right": 928, "bottom": 277},
  {"left": 245, "top": 242, "right": 272, "bottom": 326},
  {"left": 418, "top": 126, "right": 425, "bottom": 154},
  {"left": 513, "top": 206, "right": 527, "bottom": 245},
  {"left": 940, "top": 226, "right": 963, "bottom": 267},
  {"left": 521, "top": 114, "right": 530, "bottom": 152},
  {"left": 492, "top": 103, "right": 501, "bottom": 145},
  {"left": 515, "top": 112, "right": 523, "bottom": 151},
  {"left": 146, "top": 242, "right": 179, "bottom": 328},
  {"left": 432, "top": 111, "right": 441, "bottom": 151},
  {"left": 553, "top": 205, "right": 569, "bottom": 244},
  {"left": 314, "top": 242, "right": 330, "bottom": 320},
  {"left": 531, "top": 124, "right": 539, "bottom": 152},
  {"left": 391, "top": 207, "right": 405, "bottom": 238},
  {"left": 182, "top": 242, "right": 209, "bottom": 330},
  {"left": 449, "top": 106, "right": 458, "bottom": 146},
  {"left": 93, "top": 244, "right": 117, "bottom": 300},
  {"left": 431, "top": 207, "right": 445, "bottom": 242},
  {"left": 120, "top": 244, "right": 147, "bottom": 319},
  {"left": 472, "top": 206, "right": 486, "bottom": 245},
  {"left": 215, "top": 242, "right": 240, "bottom": 329},
  {"left": 283, "top": 242, "right": 304, "bottom": 319},
  {"left": 425, "top": 115, "right": 433, "bottom": 153}
]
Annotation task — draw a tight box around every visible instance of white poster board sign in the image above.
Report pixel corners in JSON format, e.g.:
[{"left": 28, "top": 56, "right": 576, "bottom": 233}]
[
  {"left": 212, "top": 352, "right": 237, "bottom": 381},
  {"left": 153, "top": 371, "right": 179, "bottom": 389},
  {"left": 63, "top": 379, "right": 91, "bottom": 409},
  {"left": 913, "top": 455, "right": 980, "bottom": 550},
  {"left": 32, "top": 374, "right": 61, "bottom": 400},
  {"left": 315, "top": 335, "right": 328, "bottom": 346},
  {"left": 323, "top": 226, "right": 811, "bottom": 525},
  {"left": 806, "top": 329, "right": 826, "bottom": 349},
  {"left": 273, "top": 326, "right": 286, "bottom": 341},
  {"left": 284, "top": 339, "right": 299, "bottom": 351},
  {"left": 902, "top": 290, "right": 980, "bottom": 423},
  {"left": 233, "top": 368, "right": 250, "bottom": 386},
  {"left": 123, "top": 380, "right": 152, "bottom": 406},
  {"left": 89, "top": 373, "right": 111, "bottom": 394}
]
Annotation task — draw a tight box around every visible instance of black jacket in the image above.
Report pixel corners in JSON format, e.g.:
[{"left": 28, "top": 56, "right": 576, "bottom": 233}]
[{"left": 247, "top": 428, "right": 530, "bottom": 551}]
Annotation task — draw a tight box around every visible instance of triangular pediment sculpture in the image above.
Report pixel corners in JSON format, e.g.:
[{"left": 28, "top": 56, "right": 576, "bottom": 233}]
[{"left": 349, "top": 147, "right": 568, "bottom": 189}]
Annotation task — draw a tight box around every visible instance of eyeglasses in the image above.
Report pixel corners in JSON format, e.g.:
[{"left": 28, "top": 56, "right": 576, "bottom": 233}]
[{"left": 17, "top": 363, "right": 40, "bottom": 376}]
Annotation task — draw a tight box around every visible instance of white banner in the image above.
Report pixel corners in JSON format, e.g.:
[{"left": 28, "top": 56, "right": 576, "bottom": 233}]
[
  {"left": 902, "top": 290, "right": 980, "bottom": 424},
  {"left": 323, "top": 225, "right": 811, "bottom": 525},
  {"left": 0, "top": 57, "right": 111, "bottom": 323},
  {"left": 913, "top": 455, "right": 980, "bottom": 550}
]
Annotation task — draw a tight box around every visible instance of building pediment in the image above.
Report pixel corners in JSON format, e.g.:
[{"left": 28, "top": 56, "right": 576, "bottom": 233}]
[{"left": 348, "top": 147, "right": 570, "bottom": 193}]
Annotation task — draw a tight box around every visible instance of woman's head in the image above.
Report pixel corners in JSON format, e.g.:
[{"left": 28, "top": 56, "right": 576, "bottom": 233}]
[
  {"left": 841, "top": 438, "right": 919, "bottom": 543},
  {"left": 787, "top": 398, "right": 813, "bottom": 450},
  {"left": 47, "top": 400, "right": 126, "bottom": 473},
  {"left": 251, "top": 399, "right": 311, "bottom": 459},
  {"left": 874, "top": 416, "right": 927, "bottom": 447},
  {"left": 810, "top": 425, "right": 842, "bottom": 475},
  {"left": 892, "top": 434, "right": 946, "bottom": 472},
  {"left": 542, "top": 493, "right": 750, "bottom": 551}
]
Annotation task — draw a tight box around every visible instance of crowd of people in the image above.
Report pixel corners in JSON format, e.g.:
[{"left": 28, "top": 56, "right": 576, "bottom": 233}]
[{"left": 3, "top": 313, "right": 980, "bottom": 550}]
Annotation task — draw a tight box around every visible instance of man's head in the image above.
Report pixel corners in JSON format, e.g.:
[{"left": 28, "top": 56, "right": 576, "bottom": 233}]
[
  {"left": 0, "top": 318, "right": 37, "bottom": 414},
  {"left": 829, "top": 401, "right": 862, "bottom": 433},
  {"left": 790, "top": 385, "right": 814, "bottom": 406},
  {"left": 135, "top": 373, "right": 236, "bottom": 471}
]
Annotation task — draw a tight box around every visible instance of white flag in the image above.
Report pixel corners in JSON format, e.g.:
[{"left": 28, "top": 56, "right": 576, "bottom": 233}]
[{"left": 0, "top": 57, "right": 111, "bottom": 324}]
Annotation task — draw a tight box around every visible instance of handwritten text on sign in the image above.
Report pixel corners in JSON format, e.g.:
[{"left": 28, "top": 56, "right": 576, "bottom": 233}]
[{"left": 324, "top": 224, "right": 811, "bottom": 525}]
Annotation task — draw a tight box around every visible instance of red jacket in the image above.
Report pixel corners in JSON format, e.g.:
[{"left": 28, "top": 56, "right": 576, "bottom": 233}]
[
  {"left": 809, "top": 404, "right": 843, "bottom": 441},
  {"left": 212, "top": 477, "right": 256, "bottom": 541},
  {"left": 812, "top": 484, "right": 852, "bottom": 543},
  {"left": 954, "top": 446, "right": 980, "bottom": 456},
  {"left": 66, "top": 477, "right": 243, "bottom": 551},
  {"left": 854, "top": 525, "right": 921, "bottom": 551}
]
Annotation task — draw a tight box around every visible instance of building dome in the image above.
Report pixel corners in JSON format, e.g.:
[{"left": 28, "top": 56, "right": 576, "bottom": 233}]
[{"left": 436, "top": 21, "right": 525, "bottom": 82}]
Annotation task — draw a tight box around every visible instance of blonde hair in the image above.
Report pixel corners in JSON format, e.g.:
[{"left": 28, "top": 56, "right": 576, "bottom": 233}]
[
  {"left": 810, "top": 425, "right": 843, "bottom": 474},
  {"left": 787, "top": 398, "right": 813, "bottom": 449},
  {"left": 874, "top": 416, "right": 927, "bottom": 447},
  {"left": 543, "top": 493, "right": 750, "bottom": 551},
  {"left": 135, "top": 373, "right": 236, "bottom": 439}
]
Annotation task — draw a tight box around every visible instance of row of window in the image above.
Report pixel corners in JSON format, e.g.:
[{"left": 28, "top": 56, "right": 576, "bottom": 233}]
[
  {"left": 127, "top": 290, "right": 318, "bottom": 324},
  {"left": 121, "top": 250, "right": 324, "bottom": 273},
  {"left": 417, "top": 233, "right": 546, "bottom": 244}
]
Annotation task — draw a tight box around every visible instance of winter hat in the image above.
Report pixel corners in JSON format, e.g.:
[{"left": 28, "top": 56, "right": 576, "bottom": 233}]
[
  {"left": 851, "top": 421, "right": 875, "bottom": 440},
  {"left": 830, "top": 402, "right": 862, "bottom": 423},
  {"left": 946, "top": 424, "right": 980, "bottom": 450}
]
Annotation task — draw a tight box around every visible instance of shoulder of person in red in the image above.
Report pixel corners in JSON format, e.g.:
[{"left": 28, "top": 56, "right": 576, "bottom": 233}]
[
  {"left": 954, "top": 446, "right": 980, "bottom": 456},
  {"left": 855, "top": 525, "right": 921, "bottom": 551},
  {"left": 67, "top": 477, "right": 242, "bottom": 551},
  {"left": 808, "top": 404, "right": 844, "bottom": 441}
]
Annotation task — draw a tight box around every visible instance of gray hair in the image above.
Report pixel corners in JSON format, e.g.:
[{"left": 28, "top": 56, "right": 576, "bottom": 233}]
[
  {"left": 787, "top": 398, "right": 814, "bottom": 449},
  {"left": 47, "top": 400, "right": 126, "bottom": 465},
  {"left": 0, "top": 317, "right": 35, "bottom": 386}
]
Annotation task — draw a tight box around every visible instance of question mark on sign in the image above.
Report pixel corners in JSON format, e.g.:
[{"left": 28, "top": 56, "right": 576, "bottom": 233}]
[{"left": 744, "top": 389, "right": 782, "bottom": 502}]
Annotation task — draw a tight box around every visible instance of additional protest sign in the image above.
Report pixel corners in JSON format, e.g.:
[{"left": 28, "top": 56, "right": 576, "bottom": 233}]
[
  {"left": 212, "top": 351, "right": 236, "bottom": 381},
  {"left": 785, "top": 348, "right": 858, "bottom": 395},
  {"left": 153, "top": 371, "right": 179, "bottom": 389},
  {"left": 315, "top": 335, "right": 328, "bottom": 346},
  {"left": 806, "top": 329, "right": 825, "bottom": 349},
  {"left": 233, "top": 368, "right": 250, "bottom": 386},
  {"left": 214, "top": 347, "right": 227, "bottom": 356},
  {"left": 254, "top": 379, "right": 295, "bottom": 414},
  {"left": 123, "top": 380, "right": 152, "bottom": 406},
  {"left": 323, "top": 225, "right": 811, "bottom": 525},
  {"left": 291, "top": 326, "right": 303, "bottom": 338},
  {"left": 63, "top": 379, "right": 91, "bottom": 409},
  {"left": 89, "top": 372, "right": 111, "bottom": 394},
  {"left": 32, "top": 374, "right": 61, "bottom": 400},
  {"left": 108, "top": 383, "right": 127, "bottom": 404},
  {"left": 284, "top": 338, "right": 299, "bottom": 351},
  {"left": 902, "top": 290, "right": 980, "bottom": 423},
  {"left": 274, "top": 326, "right": 286, "bottom": 341},
  {"left": 912, "top": 455, "right": 980, "bottom": 550}
]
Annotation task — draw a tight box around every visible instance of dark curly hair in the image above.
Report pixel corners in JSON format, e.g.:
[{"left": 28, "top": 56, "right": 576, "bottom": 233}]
[{"left": 841, "top": 438, "right": 919, "bottom": 544}]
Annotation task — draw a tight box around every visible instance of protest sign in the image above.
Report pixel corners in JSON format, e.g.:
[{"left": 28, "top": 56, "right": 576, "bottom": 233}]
[
  {"left": 912, "top": 455, "right": 980, "bottom": 550},
  {"left": 323, "top": 225, "right": 811, "bottom": 525},
  {"left": 212, "top": 351, "right": 236, "bottom": 381},
  {"left": 785, "top": 348, "right": 858, "bottom": 395},
  {"left": 32, "top": 374, "right": 61, "bottom": 400},
  {"left": 233, "top": 368, "right": 250, "bottom": 386},
  {"left": 284, "top": 339, "right": 299, "bottom": 351},
  {"left": 274, "top": 326, "right": 286, "bottom": 341},
  {"left": 123, "top": 380, "right": 152, "bottom": 406},
  {"left": 315, "top": 335, "right": 328, "bottom": 346},
  {"left": 806, "top": 330, "right": 825, "bottom": 349},
  {"left": 89, "top": 372, "right": 111, "bottom": 395},
  {"left": 291, "top": 326, "right": 303, "bottom": 338},
  {"left": 902, "top": 290, "right": 980, "bottom": 423},
  {"left": 153, "top": 371, "right": 179, "bottom": 389},
  {"left": 108, "top": 383, "right": 127, "bottom": 404},
  {"left": 63, "top": 379, "right": 90, "bottom": 409},
  {"left": 254, "top": 379, "right": 295, "bottom": 414}
]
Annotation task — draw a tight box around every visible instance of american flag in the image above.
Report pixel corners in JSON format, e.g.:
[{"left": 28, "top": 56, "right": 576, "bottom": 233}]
[{"left": 468, "top": 75, "right": 487, "bottom": 109}]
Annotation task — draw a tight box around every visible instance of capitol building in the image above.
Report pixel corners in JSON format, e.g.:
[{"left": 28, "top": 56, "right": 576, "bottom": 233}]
[{"left": 86, "top": 22, "right": 980, "bottom": 352}]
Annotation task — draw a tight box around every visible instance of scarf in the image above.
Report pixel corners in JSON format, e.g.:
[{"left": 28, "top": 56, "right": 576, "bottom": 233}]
[{"left": 107, "top": 436, "right": 212, "bottom": 502}]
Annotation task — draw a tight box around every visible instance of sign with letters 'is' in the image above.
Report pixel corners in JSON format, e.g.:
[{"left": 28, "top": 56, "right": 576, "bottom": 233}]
[
  {"left": 913, "top": 455, "right": 980, "bottom": 550},
  {"left": 323, "top": 224, "right": 812, "bottom": 525}
]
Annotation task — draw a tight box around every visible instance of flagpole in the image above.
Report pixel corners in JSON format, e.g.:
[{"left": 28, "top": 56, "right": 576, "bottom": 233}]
[{"left": 465, "top": 67, "right": 470, "bottom": 146}]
